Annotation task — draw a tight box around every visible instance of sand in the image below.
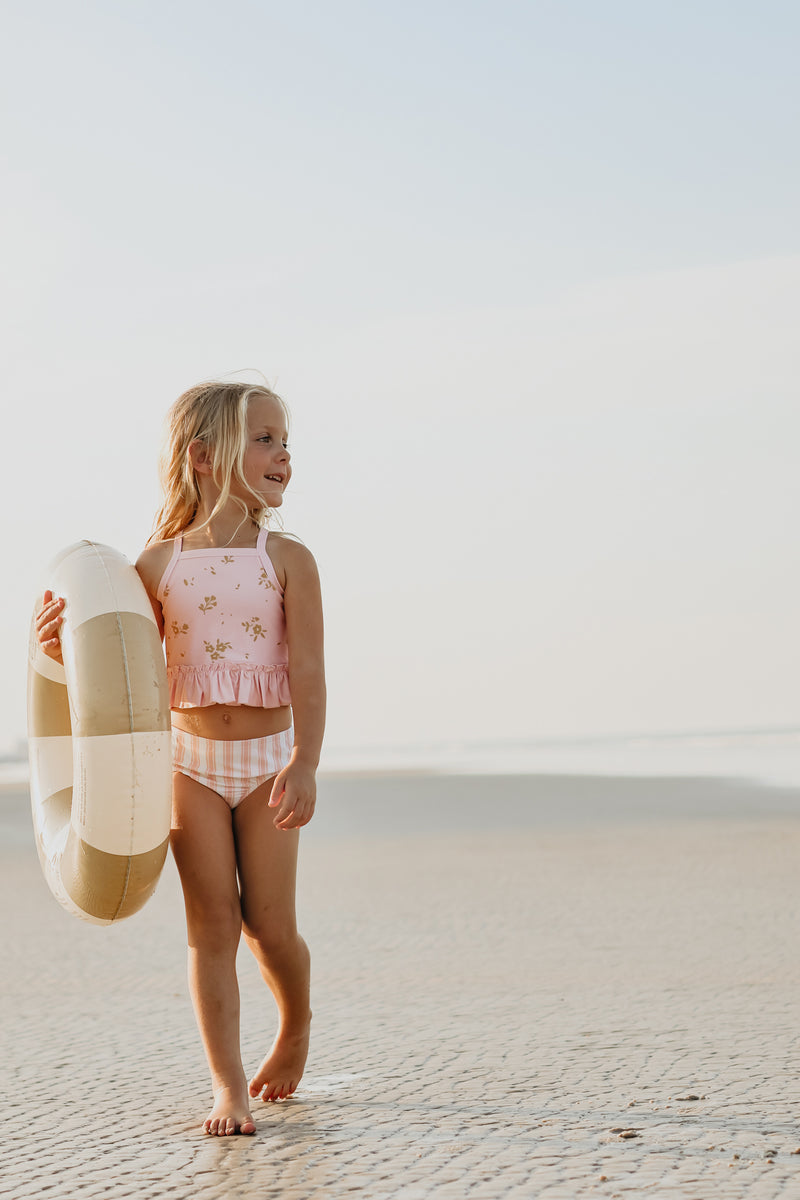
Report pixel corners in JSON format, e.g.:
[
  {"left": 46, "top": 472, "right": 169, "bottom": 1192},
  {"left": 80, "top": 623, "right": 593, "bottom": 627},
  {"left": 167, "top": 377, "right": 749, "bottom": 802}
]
[{"left": 3, "top": 770, "right": 800, "bottom": 1199}]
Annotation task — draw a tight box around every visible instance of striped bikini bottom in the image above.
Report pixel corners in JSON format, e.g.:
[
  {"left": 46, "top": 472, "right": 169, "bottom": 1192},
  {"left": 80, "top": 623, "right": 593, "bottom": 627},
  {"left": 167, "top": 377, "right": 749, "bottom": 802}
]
[{"left": 171, "top": 726, "right": 294, "bottom": 808}]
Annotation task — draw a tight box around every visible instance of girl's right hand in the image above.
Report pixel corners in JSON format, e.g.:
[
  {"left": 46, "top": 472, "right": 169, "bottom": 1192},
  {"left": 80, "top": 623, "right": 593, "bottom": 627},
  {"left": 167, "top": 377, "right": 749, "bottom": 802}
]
[{"left": 36, "top": 590, "right": 65, "bottom": 665}]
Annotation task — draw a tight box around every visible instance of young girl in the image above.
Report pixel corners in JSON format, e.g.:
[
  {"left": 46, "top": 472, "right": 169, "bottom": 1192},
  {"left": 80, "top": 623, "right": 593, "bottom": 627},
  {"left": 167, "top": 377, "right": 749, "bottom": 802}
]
[{"left": 36, "top": 380, "right": 325, "bottom": 1137}]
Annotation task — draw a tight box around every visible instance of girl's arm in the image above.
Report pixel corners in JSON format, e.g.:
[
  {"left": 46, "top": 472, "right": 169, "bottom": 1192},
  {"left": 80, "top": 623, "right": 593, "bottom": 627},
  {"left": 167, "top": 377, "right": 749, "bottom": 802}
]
[
  {"left": 269, "top": 539, "right": 326, "bottom": 830},
  {"left": 134, "top": 543, "right": 169, "bottom": 639}
]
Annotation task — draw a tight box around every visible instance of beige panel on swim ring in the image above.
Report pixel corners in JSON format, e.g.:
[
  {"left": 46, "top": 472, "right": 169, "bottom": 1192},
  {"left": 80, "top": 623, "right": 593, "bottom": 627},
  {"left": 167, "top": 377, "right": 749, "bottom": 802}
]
[
  {"left": 65, "top": 613, "right": 169, "bottom": 736},
  {"left": 27, "top": 541, "right": 172, "bottom": 926}
]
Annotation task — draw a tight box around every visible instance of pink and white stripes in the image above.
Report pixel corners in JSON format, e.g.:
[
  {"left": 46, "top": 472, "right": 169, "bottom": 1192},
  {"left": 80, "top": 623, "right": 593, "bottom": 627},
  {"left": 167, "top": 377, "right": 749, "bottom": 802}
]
[{"left": 172, "top": 726, "right": 294, "bottom": 808}]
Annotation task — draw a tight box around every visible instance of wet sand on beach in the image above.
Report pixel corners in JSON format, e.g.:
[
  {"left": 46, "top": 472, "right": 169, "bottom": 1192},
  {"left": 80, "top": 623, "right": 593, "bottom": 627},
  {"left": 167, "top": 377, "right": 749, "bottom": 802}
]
[{"left": 3, "top": 770, "right": 800, "bottom": 1199}]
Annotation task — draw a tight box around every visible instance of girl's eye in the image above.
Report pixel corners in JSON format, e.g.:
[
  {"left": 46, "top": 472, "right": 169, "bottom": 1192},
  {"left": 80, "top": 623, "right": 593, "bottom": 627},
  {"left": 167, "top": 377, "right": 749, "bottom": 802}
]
[{"left": 259, "top": 435, "right": 271, "bottom": 443}]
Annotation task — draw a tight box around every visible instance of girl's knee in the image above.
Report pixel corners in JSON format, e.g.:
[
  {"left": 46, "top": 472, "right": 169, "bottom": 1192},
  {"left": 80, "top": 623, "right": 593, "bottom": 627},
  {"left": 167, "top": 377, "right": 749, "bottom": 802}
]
[
  {"left": 186, "top": 901, "right": 242, "bottom": 952},
  {"left": 244, "top": 919, "right": 303, "bottom": 960}
]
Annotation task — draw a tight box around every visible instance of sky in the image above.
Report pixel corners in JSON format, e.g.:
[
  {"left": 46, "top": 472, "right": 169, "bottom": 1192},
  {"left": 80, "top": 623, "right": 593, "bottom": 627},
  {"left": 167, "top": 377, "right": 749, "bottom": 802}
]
[{"left": 2, "top": 0, "right": 798, "bottom": 761}]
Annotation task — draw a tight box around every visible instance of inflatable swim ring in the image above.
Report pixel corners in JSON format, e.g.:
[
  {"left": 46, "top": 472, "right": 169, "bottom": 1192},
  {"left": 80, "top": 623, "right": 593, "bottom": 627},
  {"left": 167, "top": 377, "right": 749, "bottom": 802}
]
[{"left": 27, "top": 541, "right": 172, "bottom": 925}]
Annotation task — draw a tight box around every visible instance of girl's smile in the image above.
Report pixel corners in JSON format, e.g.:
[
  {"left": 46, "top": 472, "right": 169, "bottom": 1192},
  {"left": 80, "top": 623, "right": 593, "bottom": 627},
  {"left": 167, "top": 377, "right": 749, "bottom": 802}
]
[{"left": 241, "top": 393, "right": 292, "bottom": 505}]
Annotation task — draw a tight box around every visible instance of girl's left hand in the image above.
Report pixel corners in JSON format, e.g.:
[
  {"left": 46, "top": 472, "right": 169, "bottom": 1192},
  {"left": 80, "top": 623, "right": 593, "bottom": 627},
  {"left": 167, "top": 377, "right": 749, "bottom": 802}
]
[{"left": 268, "top": 759, "right": 317, "bottom": 829}]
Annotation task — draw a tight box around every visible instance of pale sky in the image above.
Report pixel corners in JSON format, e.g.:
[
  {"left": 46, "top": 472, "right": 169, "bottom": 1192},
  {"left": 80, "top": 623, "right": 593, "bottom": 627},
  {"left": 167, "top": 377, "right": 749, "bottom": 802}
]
[{"left": 2, "top": 1, "right": 798, "bottom": 759}]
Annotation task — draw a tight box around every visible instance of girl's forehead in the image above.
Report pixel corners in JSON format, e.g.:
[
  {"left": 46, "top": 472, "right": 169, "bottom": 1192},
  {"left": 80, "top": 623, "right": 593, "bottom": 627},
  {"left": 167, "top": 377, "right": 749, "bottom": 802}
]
[{"left": 247, "top": 392, "right": 288, "bottom": 432}]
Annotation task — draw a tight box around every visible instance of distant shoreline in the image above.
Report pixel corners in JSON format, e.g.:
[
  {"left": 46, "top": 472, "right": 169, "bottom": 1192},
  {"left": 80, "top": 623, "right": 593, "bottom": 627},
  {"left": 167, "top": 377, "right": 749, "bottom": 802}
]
[{"left": 7, "top": 724, "right": 800, "bottom": 791}]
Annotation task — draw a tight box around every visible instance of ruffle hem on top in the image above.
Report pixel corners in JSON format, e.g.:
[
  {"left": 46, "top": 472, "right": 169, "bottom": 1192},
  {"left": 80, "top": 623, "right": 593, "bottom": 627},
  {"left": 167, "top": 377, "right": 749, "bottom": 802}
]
[{"left": 168, "top": 663, "right": 291, "bottom": 709}]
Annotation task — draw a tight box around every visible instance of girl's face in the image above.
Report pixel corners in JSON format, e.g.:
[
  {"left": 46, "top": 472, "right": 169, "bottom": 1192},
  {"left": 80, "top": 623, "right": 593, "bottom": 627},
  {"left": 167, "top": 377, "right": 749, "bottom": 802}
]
[{"left": 239, "top": 392, "right": 292, "bottom": 507}]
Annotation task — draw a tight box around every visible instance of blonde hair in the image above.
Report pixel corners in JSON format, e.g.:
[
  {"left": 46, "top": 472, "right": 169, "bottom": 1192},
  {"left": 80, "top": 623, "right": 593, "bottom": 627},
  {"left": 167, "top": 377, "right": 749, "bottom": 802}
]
[{"left": 149, "top": 380, "right": 287, "bottom": 544}]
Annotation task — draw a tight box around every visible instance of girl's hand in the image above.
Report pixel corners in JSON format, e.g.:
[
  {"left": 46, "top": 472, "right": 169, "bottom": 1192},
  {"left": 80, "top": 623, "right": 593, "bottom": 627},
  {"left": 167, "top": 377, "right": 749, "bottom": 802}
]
[
  {"left": 35, "top": 590, "right": 65, "bottom": 665},
  {"left": 268, "top": 757, "right": 317, "bottom": 830}
]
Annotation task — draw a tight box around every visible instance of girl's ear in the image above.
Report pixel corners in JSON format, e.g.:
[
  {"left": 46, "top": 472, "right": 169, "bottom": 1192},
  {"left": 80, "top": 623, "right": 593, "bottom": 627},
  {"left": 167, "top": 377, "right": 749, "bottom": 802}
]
[{"left": 189, "top": 439, "right": 213, "bottom": 476}]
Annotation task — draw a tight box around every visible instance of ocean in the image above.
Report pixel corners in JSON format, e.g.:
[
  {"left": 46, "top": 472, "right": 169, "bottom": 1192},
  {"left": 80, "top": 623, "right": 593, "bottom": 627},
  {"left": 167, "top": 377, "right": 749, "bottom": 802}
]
[
  {"left": 5, "top": 725, "right": 799, "bottom": 790},
  {"left": 318, "top": 725, "right": 800, "bottom": 787}
]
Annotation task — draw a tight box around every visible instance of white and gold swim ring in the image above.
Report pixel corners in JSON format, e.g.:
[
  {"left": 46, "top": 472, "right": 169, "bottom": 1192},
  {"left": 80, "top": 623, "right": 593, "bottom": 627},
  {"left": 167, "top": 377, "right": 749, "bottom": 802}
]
[{"left": 27, "top": 541, "right": 172, "bottom": 925}]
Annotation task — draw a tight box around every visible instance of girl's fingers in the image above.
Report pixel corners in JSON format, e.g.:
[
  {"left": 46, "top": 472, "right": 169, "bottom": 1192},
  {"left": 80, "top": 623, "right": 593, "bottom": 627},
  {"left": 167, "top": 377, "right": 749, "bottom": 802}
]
[
  {"left": 268, "top": 771, "right": 288, "bottom": 808},
  {"left": 274, "top": 806, "right": 298, "bottom": 829},
  {"left": 274, "top": 800, "right": 314, "bottom": 829},
  {"left": 34, "top": 591, "right": 65, "bottom": 663},
  {"left": 36, "top": 615, "right": 63, "bottom": 642},
  {"left": 273, "top": 806, "right": 292, "bottom": 827},
  {"left": 36, "top": 596, "right": 64, "bottom": 631}
]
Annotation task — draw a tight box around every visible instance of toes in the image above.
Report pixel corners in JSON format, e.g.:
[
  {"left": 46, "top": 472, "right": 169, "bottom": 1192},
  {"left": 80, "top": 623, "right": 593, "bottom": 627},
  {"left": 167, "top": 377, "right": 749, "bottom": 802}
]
[
  {"left": 249, "top": 1075, "right": 299, "bottom": 1103},
  {"left": 204, "top": 1107, "right": 256, "bottom": 1135}
]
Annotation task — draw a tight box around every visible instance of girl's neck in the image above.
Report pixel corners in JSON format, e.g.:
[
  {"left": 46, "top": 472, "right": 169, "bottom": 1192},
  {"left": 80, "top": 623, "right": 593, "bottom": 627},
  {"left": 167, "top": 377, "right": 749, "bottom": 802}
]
[{"left": 183, "top": 504, "right": 261, "bottom": 550}]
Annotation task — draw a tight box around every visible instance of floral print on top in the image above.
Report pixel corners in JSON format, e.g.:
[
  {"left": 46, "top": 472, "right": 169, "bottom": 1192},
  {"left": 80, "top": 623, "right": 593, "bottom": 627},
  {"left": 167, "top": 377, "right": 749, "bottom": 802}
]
[{"left": 156, "top": 527, "right": 290, "bottom": 710}]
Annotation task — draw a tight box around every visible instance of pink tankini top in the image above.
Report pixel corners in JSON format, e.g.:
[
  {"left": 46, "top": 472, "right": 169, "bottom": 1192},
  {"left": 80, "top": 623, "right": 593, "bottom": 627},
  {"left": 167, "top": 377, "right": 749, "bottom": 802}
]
[{"left": 157, "top": 527, "right": 290, "bottom": 709}]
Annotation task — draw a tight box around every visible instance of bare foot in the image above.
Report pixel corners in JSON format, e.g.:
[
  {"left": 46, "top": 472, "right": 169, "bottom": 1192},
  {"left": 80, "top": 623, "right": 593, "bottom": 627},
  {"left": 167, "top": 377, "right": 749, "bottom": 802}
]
[
  {"left": 204, "top": 1086, "right": 256, "bottom": 1136},
  {"left": 249, "top": 1018, "right": 311, "bottom": 1102}
]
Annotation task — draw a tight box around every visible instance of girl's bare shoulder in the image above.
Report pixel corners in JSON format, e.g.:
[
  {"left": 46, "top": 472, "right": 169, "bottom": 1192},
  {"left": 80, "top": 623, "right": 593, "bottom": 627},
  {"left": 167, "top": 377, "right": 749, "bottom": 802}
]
[
  {"left": 265, "top": 531, "right": 319, "bottom": 588},
  {"left": 135, "top": 539, "right": 175, "bottom": 597}
]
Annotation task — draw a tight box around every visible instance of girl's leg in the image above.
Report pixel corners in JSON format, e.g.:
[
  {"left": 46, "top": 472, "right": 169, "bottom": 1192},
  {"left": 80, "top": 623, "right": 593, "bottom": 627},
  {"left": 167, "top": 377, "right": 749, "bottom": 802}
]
[
  {"left": 170, "top": 771, "right": 256, "bottom": 1135},
  {"left": 233, "top": 780, "right": 312, "bottom": 1102}
]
